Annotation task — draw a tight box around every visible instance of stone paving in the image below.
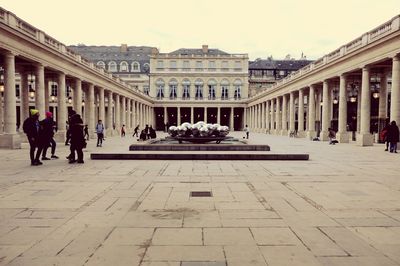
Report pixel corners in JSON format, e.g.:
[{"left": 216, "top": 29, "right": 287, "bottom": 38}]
[{"left": 0, "top": 131, "right": 399, "bottom": 266}]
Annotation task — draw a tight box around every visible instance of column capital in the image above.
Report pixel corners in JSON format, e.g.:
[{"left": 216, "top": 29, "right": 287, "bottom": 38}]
[{"left": 392, "top": 54, "right": 400, "bottom": 61}]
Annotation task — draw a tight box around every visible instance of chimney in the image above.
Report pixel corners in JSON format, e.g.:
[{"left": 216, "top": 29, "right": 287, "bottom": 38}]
[
  {"left": 202, "top": 45, "right": 208, "bottom": 54},
  {"left": 151, "top": 47, "right": 159, "bottom": 56},
  {"left": 120, "top": 44, "right": 128, "bottom": 53}
]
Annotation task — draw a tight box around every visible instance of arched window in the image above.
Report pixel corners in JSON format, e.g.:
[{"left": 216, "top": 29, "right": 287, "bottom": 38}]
[
  {"left": 120, "top": 61, "right": 129, "bottom": 72},
  {"left": 156, "top": 79, "right": 165, "bottom": 99},
  {"left": 194, "top": 79, "right": 204, "bottom": 100},
  {"left": 132, "top": 62, "right": 140, "bottom": 72},
  {"left": 97, "top": 61, "right": 105, "bottom": 69},
  {"left": 182, "top": 79, "right": 191, "bottom": 100},
  {"left": 234, "top": 79, "right": 242, "bottom": 100},
  {"left": 108, "top": 61, "right": 117, "bottom": 72},
  {"left": 169, "top": 79, "right": 178, "bottom": 100},
  {"left": 207, "top": 79, "right": 217, "bottom": 100},
  {"left": 221, "top": 79, "right": 230, "bottom": 100}
]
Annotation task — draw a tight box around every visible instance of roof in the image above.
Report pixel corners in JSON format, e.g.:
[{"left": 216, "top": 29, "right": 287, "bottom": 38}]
[
  {"left": 249, "top": 59, "right": 313, "bottom": 70},
  {"left": 168, "top": 48, "right": 230, "bottom": 56}
]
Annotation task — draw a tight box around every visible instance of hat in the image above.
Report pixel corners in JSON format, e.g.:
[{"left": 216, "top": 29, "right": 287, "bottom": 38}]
[
  {"left": 30, "top": 109, "right": 39, "bottom": 116},
  {"left": 45, "top": 111, "right": 53, "bottom": 118}
]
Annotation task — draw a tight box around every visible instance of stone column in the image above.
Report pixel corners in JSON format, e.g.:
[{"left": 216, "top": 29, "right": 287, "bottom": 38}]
[
  {"left": 320, "top": 80, "right": 330, "bottom": 141},
  {"left": 260, "top": 102, "right": 264, "bottom": 131},
  {"left": 191, "top": 107, "right": 194, "bottom": 124},
  {"left": 298, "top": 89, "right": 304, "bottom": 135},
  {"left": 0, "top": 52, "right": 20, "bottom": 148},
  {"left": 217, "top": 107, "right": 220, "bottom": 124},
  {"left": 98, "top": 87, "right": 105, "bottom": 125},
  {"left": 73, "top": 78, "right": 82, "bottom": 116},
  {"left": 140, "top": 103, "right": 144, "bottom": 126},
  {"left": 177, "top": 107, "right": 181, "bottom": 125},
  {"left": 204, "top": 107, "right": 207, "bottom": 123},
  {"left": 378, "top": 72, "right": 388, "bottom": 120},
  {"left": 243, "top": 107, "right": 247, "bottom": 128},
  {"left": 230, "top": 107, "right": 234, "bottom": 131},
  {"left": 307, "top": 85, "right": 316, "bottom": 139},
  {"left": 270, "top": 99, "right": 275, "bottom": 133},
  {"left": 115, "top": 94, "right": 120, "bottom": 131},
  {"left": 357, "top": 67, "right": 374, "bottom": 146},
  {"left": 164, "top": 106, "right": 167, "bottom": 129},
  {"left": 44, "top": 79, "right": 50, "bottom": 112},
  {"left": 391, "top": 55, "right": 400, "bottom": 126},
  {"left": 276, "top": 97, "right": 281, "bottom": 133},
  {"left": 54, "top": 72, "right": 66, "bottom": 141},
  {"left": 107, "top": 91, "right": 113, "bottom": 134},
  {"left": 35, "top": 64, "right": 45, "bottom": 117},
  {"left": 121, "top": 96, "right": 126, "bottom": 127},
  {"left": 127, "top": 98, "right": 131, "bottom": 129},
  {"left": 289, "top": 92, "right": 295, "bottom": 134},
  {"left": 88, "top": 83, "right": 95, "bottom": 138},
  {"left": 281, "top": 94, "right": 287, "bottom": 135},
  {"left": 337, "top": 74, "right": 349, "bottom": 143},
  {"left": 20, "top": 71, "right": 29, "bottom": 124},
  {"left": 265, "top": 100, "right": 270, "bottom": 133}
]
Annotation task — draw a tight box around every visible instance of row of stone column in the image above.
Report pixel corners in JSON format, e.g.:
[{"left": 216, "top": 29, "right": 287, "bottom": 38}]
[
  {"left": 0, "top": 51, "right": 153, "bottom": 148},
  {"left": 246, "top": 55, "right": 400, "bottom": 146}
]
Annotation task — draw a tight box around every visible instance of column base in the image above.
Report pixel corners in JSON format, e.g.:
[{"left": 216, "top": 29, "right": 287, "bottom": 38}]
[
  {"left": 356, "top": 133, "right": 374, "bottom": 146},
  {"left": 54, "top": 131, "right": 66, "bottom": 143},
  {"left": 336, "top": 132, "right": 350, "bottom": 143},
  {"left": 320, "top": 130, "right": 329, "bottom": 141},
  {"left": 306, "top": 130, "right": 317, "bottom": 140},
  {"left": 297, "top": 131, "right": 306, "bottom": 138},
  {"left": 280, "top": 130, "right": 288, "bottom": 136},
  {"left": 0, "top": 133, "right": 21, "bottom": 149}
]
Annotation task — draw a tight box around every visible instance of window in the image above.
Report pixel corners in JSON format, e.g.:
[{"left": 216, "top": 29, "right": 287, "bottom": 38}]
[
  {"left": 196, "top": 61, "right": 203, "bottom": 69},
  {"left": 51, "top": 83, "right": 58, "bottom": 97},
  {"left": 16, "top": 84, "right": 20, "bottom": 98},
  {"left": 208, "top": 61, "right": 216, "bottom": 71},
  {"left": 182, "top": 80, "right": 190, "bottom": 99},
  {"left": 132, "top": 62, "right": 140, "bottom": 72},
  {"left": 183, "top": 61, "right": 190, "bottom": 69},
  {"left": 144, "top": 86, "right": 149, "bottom": 95},
  {"left": 234, "top": 61, "right": 241, "bottom": 69},
  {"left": 194, "top": 79, "right": 204, "bottom": 100},
  {"left": 221, "top": 79, "right": 229, "bottom": 100},
  {"left": 208, "top": 85, "right": 216, "bottom": 100},
  {"left": 157, "top": 60, "right": 164, "bottom": 68},
  {"left": 156, "top": 79, "right": 165, "bottom": 99},
  {"left": 97, "top": 61, "right": 106, "bottom": 69},
  {"left": 108, "top": 61, "right": 117, "bottom": 72},
  {"left": 222, "top": 61, "right": 229, "bottom": 70},
  {"left": 120, "top": 61, "right": 129, "bottom": 72},
  {"left": 170, "top": 61, "right": 177, "bottom": 69},
  {"left": 169, "top": 79, "right": 178, "bottom": 99},
  {"left": 234, "top": 79, "right": 242, "bottom": 100}
]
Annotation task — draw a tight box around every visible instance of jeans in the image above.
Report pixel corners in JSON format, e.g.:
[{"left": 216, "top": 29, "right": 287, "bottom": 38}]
[
  {"left": 390, "top": 142, "right": 397, "bottom": 152},
  {"left": 42, "top": 138, "right": 56, "bottom": 157},
  {"left": 97, "top": 133, "right": 103, "bottom": 146},
  {"left": 28, "top": 137, "right": 42, "bottom": 163}
]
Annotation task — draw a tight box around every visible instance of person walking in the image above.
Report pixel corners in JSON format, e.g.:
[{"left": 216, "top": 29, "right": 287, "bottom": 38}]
[
  {"left": 381, "top": 121, "right": 390, "bottom": 151},
  {"left": 244, "top": 124, "right": 249, "bottom": 139},
  {"left": 328, "top": 128, "right": 336, "bottom": 145},
  {"left": 84, "top": 125, "right": 89, "bottom": 140},
  {"left": 144, "top": 124, "right": 149, "bottom": 140},
  {"left": 65, "top": 121, "right": 71, "bottom": 145},
  {"left": 133, "top": 125, "right": 139, "bottom": 137},
  {"left": 69, "top": 113, "right": 85, "bottom": 163},
  {"left": 41, "top": 112, "right": 59, "bottom": 160},
  {"left": 121, "top": 124, "right": 126, "bottom": 137},
  {"left": 96, "top": 120, "right": 105, "bottom": 147},
  {"left": 387, "top": 121, "right": 399, "bottom": 153},
  {"left": 22, "top": 109, "right": 43, "bottom": 166}
]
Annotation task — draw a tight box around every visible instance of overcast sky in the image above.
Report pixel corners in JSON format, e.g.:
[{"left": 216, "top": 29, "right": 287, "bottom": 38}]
[{"left": 1, "top": 0, "right": 399, "bottom": 60}]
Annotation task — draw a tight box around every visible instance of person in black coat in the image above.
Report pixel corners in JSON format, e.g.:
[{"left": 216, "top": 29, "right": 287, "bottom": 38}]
[
  {"left": 69, "top": 113, "right": 86, "bottom": 163},
  {"left": 22, "top": 109, "right": 43, "bottom": 166},
  {"left": 41, "top": 112, "right": 59, "bottom": 160},
  {"left": 387, "top": 121, "right": 399, "bottom": 153}
]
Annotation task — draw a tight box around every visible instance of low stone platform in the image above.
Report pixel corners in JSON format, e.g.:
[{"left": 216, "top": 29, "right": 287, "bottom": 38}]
[
  {"left": 129, "top": 143, "right": 270, "bottom": 151},
  {"left": 91, "top": 151, "right": 309, "bottom": 160}
]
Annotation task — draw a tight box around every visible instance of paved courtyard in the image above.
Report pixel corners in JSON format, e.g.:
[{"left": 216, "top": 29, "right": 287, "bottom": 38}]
[{"left": 0, "top": 132, "right": 399, "bottom": 266}]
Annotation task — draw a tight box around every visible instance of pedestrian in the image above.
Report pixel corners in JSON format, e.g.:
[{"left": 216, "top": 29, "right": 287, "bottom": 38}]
[
  {"left": 121, "top": 124, "right": 126, "bottom": 137},
  {"left": 144, "top": 124, "right": 149, "bottom": 139},
  {"left": 328, "top": 128, "right": 336, "bottom": 145},
  {"left": 381, "top": 120, "right": 390, "bottom": 151},
  {"left": 96, "top": 120, "right": 104, "bottom": 147},
  {"left": 41, "top": 111, "right": 59, "bottom": 160},
  {"left": 22, "top": 109, "right": 43, "bottom": 166},
  {"left": 387, "top": 121, "right": 399, "bottom": 153},
  {"left": 66, "top": 110, "right": 76, "bottom": 160},
  {"left": 65, "top": 121, "right": 71, "bottom": 145},
  {"left": 140, "top": 129, "right": 147, "bottom": 141},
  {"left": 133, "top": 125, "right": 139, "bottom": 137},
  {"left": 149, "top": 125, "right": 156, "bottom": 139},
  {"left": 69, "top": 113, "right": 85, "bottom": 163},
  {"left": 244, "top": 124, "right": 249, "bottom": 139},
  {"left": 84, "top": 125, "right": 89, "bottom": 140}
]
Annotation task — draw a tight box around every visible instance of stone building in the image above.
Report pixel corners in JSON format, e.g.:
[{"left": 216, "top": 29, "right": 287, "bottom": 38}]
[
  {"left": 68, "top": 44, "right": 154, "bottom": 95},
  {"left": 149, "top": 45, "right": 248, "bottom": 130},
  {"left": 249, "top": 58, "right": 312, "bottom": 96}
]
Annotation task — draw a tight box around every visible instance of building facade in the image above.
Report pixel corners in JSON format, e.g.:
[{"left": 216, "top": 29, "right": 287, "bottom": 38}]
[
  {"left": 68, "top": 44, "right": 154, "bottom": 95},
  {"left": 248, "top": 58, "right": 312, "bottom": 96},
  {"left": 149, "top": 45, "right": 249, "bottom": 130}
]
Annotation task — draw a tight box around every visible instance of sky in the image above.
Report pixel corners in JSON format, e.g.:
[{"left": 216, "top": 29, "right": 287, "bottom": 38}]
[{"left": 1, "top": 0, "right": 399, "bottom": 60}]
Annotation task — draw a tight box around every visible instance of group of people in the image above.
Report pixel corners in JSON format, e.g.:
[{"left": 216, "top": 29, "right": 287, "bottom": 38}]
[
  {"left": 382, "top": 120, "right": 399, "bottom": 153},
  {"left": 23, "top": 109, "right": 59, "bottom": 166},
  {"left": 133, "top": 124, "right": 156, "bottom": 141}
]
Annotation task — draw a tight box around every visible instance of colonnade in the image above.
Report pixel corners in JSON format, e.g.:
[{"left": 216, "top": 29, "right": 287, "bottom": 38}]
[
  {"left": 0, "top": 51, "right": 154, "bottom": 148},
  {"left": 246, "top": 54, "right": 400, "bottom": 146}
]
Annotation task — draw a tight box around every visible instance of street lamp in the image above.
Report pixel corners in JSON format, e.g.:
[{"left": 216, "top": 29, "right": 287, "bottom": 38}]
[
  {"left": 68, "top": 97, "right": 72, "bottom": 104},
  {"left": 0, "top": 67, "right": 4, "bottom": 92}
]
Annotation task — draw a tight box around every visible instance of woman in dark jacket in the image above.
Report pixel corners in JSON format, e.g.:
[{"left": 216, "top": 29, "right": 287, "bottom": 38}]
[
  {"left": 387, "top": 121, "right": 399, "bottom": 153},
  {"left": 69, "top": 113, "right": 86, "bottom": 163}
]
